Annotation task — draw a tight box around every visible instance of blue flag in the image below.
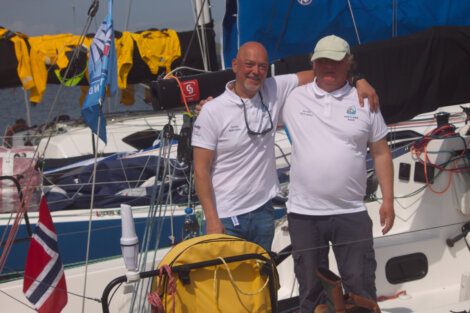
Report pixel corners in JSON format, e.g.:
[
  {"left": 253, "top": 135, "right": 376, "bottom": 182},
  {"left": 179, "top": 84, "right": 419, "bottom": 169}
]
[{"left": 81, "top": 0, "right": 117, "bottom": 144}]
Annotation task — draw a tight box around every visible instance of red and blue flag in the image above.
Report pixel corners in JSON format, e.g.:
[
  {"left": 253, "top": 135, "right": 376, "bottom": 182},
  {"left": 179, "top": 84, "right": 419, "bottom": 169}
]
[{"left": 23, "top": 196, "right": 67, "bottom": 313}]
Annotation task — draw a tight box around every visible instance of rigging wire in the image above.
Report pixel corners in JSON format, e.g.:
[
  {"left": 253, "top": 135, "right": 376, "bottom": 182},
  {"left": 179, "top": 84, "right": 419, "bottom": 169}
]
[
  {"left": 128, "top": 124, "right": 173, "bottom": 312},
  {"left": 190, "top": 0, "right": 211, "bottom": 71},
  {"left": 0, "top": 0, "right": 101, "bottom": 265},
  {"left": 0, "top": 289, "right": 35, "bottom": 311},
  {"left": 81, "top": 101, "right": 104, "bottom": 313},
  {"left": 347, "top": 0, "right": 362, "bottom": 45},
  {"left": 1, "top": 269, "right": 102, "bottom": 307},
  {"left": 165, "top": 65, "right": 210, "bottom": 77},
  {"left": 276, "top": 219, "right": 470, "bottom": 257},
  {"left": 392, "top": 0, "right": 398, "bottom": 37},
  {"left": 79, "top": 3, "right": 102, "bottom": 311},
  {"left": 141, "top": 132, "right": 181, "bottom": 311},
  {"left": 37, "top": 0, "right": 99, "bottom": 162},
  {"left": 124, "top": 0, "right": 134, "bottom": 31},
  {"left": 181, "top": 0, "right": 211, "bottom": 69}
]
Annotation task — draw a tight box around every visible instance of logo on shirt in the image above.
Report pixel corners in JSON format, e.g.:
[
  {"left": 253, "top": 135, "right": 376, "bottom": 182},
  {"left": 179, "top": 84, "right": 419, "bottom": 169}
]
[
  {"left": 228, "top": 125, "right": 242, "bottom": 132},
  {"left": 300, "top": 109, "right": 314, "bottom": 117},
  {"left": 344, "top": 105, "right": 358, "bottom": 121}
]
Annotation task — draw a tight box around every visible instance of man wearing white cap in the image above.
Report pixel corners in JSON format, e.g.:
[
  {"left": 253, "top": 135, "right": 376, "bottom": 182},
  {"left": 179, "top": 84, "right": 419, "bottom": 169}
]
[
  {"left": 192, "top": 41, "right": 380, "bottom": 251},
  {"left": 282, "top": 35, "right": 395, "bottom": 311}
]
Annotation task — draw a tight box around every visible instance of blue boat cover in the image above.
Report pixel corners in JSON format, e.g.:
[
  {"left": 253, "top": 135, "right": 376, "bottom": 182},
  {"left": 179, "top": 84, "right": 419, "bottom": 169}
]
[
  {"left": 45, "top": 154, "right": 194, "bottom": 211},
  {"left": 223, "top": 0, "right": 470, "bottom": 66}
]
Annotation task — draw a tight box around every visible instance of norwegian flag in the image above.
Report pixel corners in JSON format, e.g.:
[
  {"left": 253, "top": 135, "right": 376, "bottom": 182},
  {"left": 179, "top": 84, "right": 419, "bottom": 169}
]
[{"left": 23, "top": 196, "right": 67, "bottom": 313}]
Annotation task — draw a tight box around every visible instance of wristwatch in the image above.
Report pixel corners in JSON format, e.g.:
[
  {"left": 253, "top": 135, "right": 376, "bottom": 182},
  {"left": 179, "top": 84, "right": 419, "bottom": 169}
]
[{"left": 351, "top": 73, "right": 364, "bottom": 87}]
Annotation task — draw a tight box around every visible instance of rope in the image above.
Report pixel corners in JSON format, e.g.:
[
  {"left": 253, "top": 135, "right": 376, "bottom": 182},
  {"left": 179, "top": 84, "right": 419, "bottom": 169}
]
[
  {"left": 423, "top": 145, "right": 453, "bottom": 194},
  {"left": 129, "top": 123, "right": 185, "bottom": 312},
  {"left": 214, "top": 257, "right": 270, "bottom": 296},
  {"left": 0, "top": 164, "right": 39, "bottom": 272},
  {"left": 163, "top": 75, "right": 192, "bottom": 114},
  {"left": 147, "top": 265, "right": 176, "bottom": 313},
  {"left": 377, "top": 290, "right": 407, "bottom": 302}
]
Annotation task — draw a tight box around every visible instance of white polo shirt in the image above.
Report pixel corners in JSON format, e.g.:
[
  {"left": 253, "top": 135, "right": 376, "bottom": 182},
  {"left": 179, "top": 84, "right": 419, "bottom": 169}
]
[
  {"left": 192, "top": 74, "right": 298, "bottom": 218},
  {"left": 282, "top": 80, "right": 388, "bottom": 216}
]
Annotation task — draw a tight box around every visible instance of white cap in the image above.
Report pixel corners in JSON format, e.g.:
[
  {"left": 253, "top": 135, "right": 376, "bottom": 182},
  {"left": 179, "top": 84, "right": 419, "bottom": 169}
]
[{"left": 311, "top": 35, "right": 350, "bottom": 62}]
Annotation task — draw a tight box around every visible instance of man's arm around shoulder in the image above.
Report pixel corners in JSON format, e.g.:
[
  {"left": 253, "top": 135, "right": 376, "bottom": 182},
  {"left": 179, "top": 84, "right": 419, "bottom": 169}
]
[{"left": 193, "top": 147, "right": 224, "bottom": 234}]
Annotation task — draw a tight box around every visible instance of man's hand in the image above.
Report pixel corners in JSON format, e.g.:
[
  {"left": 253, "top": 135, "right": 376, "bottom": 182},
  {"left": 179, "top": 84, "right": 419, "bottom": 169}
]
[
  {"left": 195, "top": 96, "right": 213, "bottom": 115},
  {"left": 205, "top": 218, "right": 225, "bottom": 234},
  {"left": 379, "top": 201, "right": 395, "bottom": 235},
  {"left": 356, "top": 79, "right": 379, "bottom": 112}
]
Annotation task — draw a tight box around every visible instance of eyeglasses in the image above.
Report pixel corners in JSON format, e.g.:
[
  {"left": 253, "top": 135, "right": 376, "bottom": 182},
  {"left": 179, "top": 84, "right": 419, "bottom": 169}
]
[{"left": 239, "top": 92, "right": 273, "bottom": 136}]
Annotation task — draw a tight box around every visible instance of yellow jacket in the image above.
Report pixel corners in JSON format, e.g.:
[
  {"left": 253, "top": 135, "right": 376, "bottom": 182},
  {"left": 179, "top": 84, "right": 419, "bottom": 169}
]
[
  {"left": 131, "top": 29, "right": 181, "bottom": 75},
  {"left": 0, "top": 28, "right": 35, "bottom": 91}
]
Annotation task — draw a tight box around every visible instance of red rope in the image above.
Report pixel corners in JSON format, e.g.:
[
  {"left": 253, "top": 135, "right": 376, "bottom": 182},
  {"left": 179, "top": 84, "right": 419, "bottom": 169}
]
[
  {"left": 0, "top": 157, "right": 38, "bottom": 272},
  {"left": 148, "top": 265, "right": 177, "bottom": 313},
  {"left": 377, "top": 290, "right": 407, "bottom": 302},
  {"left": 164, "top": 75, "right": 191, "bottom": 114}
]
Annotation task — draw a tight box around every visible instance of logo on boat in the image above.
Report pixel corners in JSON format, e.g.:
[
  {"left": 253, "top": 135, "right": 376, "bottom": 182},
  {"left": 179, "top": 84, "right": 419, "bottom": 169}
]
[
  {"left": 345, "top": 106, "right": 358, "bottom": 121},
  {"left": 297, "top": 0, "right": 312, "bottom": 5},
  {"left": 181, "top": 79, "right": 200, "bottom": 102}
]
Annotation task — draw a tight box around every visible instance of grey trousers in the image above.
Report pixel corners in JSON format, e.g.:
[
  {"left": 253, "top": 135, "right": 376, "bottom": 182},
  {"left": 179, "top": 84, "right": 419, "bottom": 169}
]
[{"left": 288, "top": 211, "right": 377, "bottom": 313}]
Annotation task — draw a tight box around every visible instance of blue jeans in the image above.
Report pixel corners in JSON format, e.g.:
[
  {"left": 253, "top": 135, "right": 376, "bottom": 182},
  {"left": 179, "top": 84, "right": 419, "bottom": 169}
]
[{"left": 220, "top": 200, "right": 275, "bottom": 251}]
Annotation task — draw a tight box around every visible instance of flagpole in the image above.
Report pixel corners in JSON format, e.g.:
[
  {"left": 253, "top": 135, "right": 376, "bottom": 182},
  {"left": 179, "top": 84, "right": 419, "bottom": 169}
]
[
  {"left": 81, "top": 102, "right": 103, "bottom": 313},
  {"left": 80, "top": 0, "right": 117, "bottom": 309}
]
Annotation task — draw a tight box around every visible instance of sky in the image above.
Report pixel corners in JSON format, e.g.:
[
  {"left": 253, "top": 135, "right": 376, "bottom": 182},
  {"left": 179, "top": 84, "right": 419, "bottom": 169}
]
[{"left": 0, "top": 0, "right": 226, "bottom": 36}]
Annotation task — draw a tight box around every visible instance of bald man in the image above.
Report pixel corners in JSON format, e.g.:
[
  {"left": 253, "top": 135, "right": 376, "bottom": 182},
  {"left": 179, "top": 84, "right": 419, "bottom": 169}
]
[{"left": 192, "top": 42, "right": 377, "bottom": 250}]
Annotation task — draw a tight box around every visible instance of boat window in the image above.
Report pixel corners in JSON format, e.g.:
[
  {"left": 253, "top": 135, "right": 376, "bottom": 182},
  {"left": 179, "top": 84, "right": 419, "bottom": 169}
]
[
  {"left": 387, "top": 130, "right": 422, "bottom": 141},
  {"left": 385, "top": 252, "right": 428, "bottom": 284},
  {"left": 398, "top": 163, "right": 411, "bottom": 181},
  {"left": 414, "top": 161, "right": 434, "bottom": 184}
]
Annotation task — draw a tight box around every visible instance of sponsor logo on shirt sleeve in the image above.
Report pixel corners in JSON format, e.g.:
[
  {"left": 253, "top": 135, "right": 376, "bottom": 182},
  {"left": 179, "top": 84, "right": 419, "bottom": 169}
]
[{"left": 193, "top": 124, "right": 201, "bottom": 136}]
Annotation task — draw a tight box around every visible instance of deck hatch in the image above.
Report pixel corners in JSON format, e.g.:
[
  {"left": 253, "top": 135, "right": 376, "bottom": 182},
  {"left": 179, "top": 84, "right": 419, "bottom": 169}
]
[{"left": 385, "top": 252, "right": 428, "bottom": 284}]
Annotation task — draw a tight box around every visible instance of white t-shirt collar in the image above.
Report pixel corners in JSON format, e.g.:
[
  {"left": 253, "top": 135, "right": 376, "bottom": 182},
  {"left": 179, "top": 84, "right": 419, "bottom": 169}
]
[
  {"left": 312, "top": 78, "right": 351, "bottom": 99},
  {"left": 225, "top": 80, "right": 245, "bottom": 105},
  {"left": 225, "top": 80, "right": 263, "bottom": 105}
]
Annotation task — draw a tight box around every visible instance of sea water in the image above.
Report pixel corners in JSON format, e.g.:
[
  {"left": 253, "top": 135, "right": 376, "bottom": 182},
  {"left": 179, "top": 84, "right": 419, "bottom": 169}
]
[{"left": 0, "top": 84, "right": 153, "bottom": 142}]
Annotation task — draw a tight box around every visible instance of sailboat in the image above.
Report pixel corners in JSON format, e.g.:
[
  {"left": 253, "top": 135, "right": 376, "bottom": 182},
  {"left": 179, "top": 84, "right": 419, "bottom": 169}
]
[{"left": 1, "top": 0, "right": 470, "bottom": 312}]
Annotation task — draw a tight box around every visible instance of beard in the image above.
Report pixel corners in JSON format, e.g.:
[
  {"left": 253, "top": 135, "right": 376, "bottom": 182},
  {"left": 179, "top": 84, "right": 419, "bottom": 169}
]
[{"left": 242, "top": 76, "right": 262, "bottom": 94}]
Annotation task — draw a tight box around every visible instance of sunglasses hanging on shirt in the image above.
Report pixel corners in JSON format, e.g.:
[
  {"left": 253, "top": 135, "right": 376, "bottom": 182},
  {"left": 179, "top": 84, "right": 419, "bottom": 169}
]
[{"left": 239, "top": 92, "right": 274, "bottom": 136}]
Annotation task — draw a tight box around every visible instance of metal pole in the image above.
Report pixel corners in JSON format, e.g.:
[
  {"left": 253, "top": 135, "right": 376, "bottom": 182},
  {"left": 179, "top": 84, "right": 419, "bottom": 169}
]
[{"left": 22, "top": 89, "right": 32, "bottom": 127}]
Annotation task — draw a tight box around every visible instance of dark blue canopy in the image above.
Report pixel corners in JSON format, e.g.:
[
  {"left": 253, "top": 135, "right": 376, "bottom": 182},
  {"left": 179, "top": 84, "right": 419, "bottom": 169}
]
[{"left": 223, "top": 0, "right": 470, "bottom": 65}]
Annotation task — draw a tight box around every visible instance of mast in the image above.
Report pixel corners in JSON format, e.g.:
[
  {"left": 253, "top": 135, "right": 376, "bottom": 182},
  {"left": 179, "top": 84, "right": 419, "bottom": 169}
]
[{"left": 192, "top": 0, "right": 213, "bottom": 71}]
